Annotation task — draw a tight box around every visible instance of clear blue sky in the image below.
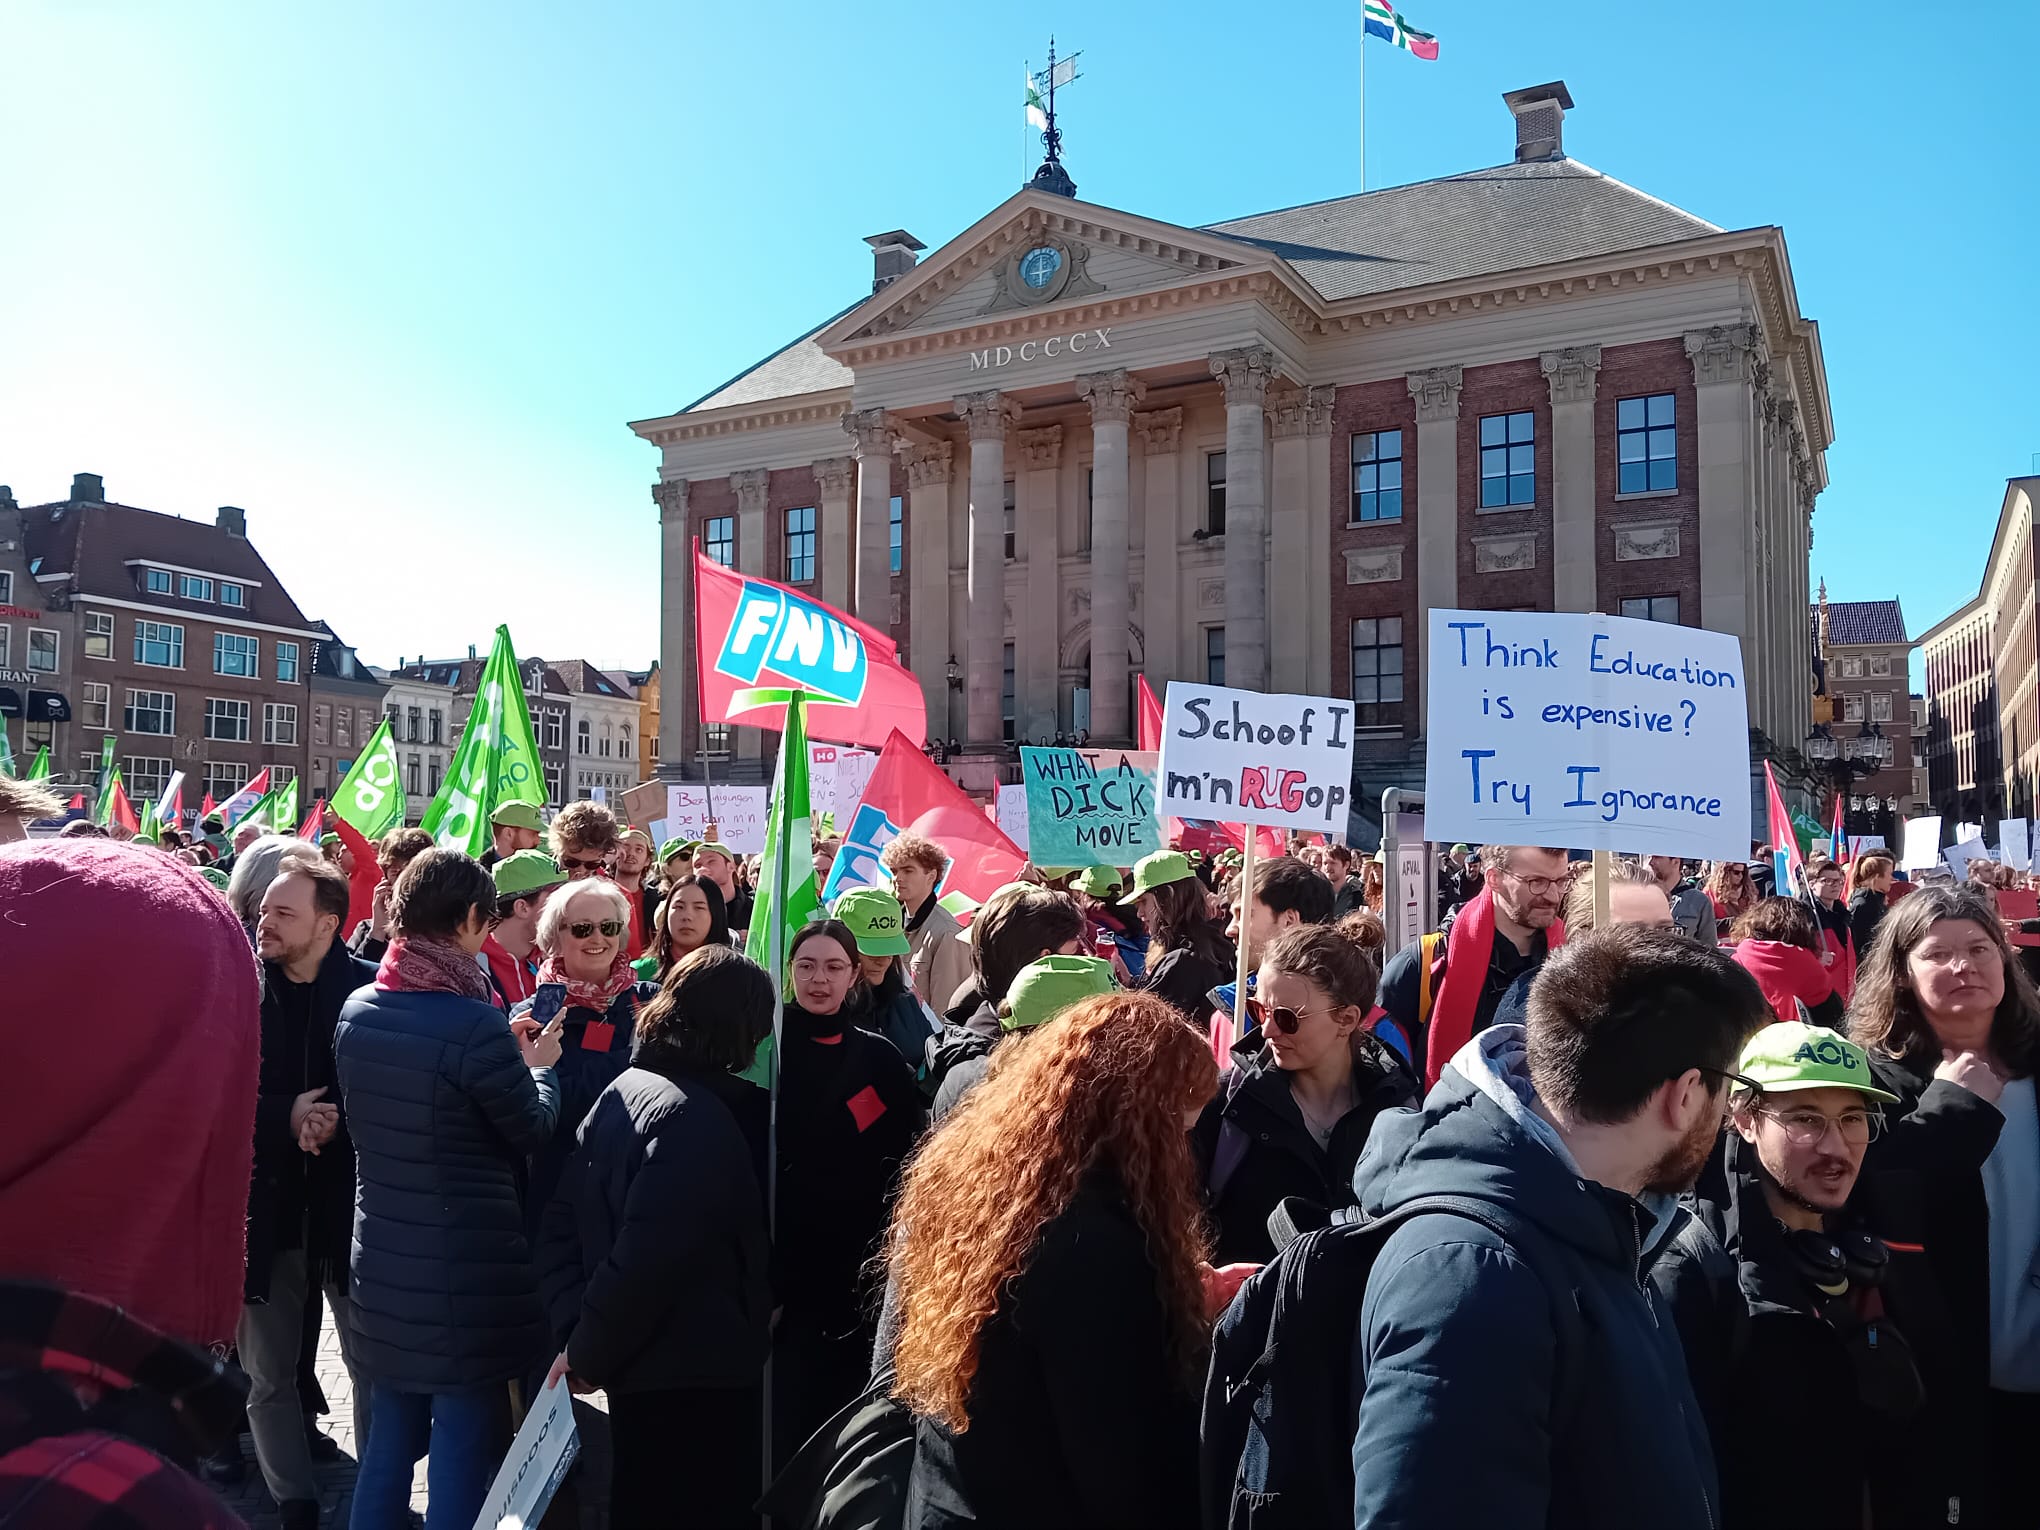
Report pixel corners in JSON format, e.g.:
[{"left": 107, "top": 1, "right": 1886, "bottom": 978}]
[{"left": 3, "top": 1, "right": 2033, "bottom": 675}]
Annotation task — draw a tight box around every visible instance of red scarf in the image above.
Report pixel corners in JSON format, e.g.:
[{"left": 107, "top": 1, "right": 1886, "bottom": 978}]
[
  {"left": 537, "top": 951, "right": 637, "bottom": 1015},
  {"left": 376, "top": 935, "right": 492, "bottom": 1003},
  {"left": 1423, "top": 886, "right": 1565, "bottom": 1088}
]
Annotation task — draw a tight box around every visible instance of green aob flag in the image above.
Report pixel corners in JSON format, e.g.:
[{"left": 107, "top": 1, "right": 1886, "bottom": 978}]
[
  {"left": 332, "top": 716, "right": 404, "bottom": 838},
  {"left": 25, "top": 746, "right": 51, "bottom": 782},
  {"left": 742, "top": 692, "right": 823, "bottom": 1087},
  {"left": 270, "top": 776, "right": 299, "bottom": 836},
  {"left": 420, "top": 625, "right": 546, "bottom": 856}
]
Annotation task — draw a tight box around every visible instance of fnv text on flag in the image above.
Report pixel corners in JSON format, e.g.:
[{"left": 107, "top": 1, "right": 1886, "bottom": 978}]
[
  {"left": 695, "top": 548, "right": 927, "bottom": 748},
  {"left": 421, "top": 625, "right": 546, "bottom": 857},
  {"left": 822, "top": 728, "right": 1026, "bottom": 917},
  {"left": 1362, "top": 0, "right": 1439, "bottom": 58}
]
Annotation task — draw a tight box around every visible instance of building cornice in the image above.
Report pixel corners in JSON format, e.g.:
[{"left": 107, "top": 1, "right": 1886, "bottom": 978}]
[{"left": 76, "top": 593, "right": 330, "bottom": 642}]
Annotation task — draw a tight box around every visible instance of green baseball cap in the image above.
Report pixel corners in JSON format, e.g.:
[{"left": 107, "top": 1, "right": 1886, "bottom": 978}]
[
  {"left": 658, "top": 837, "right": 695, "bottom": 866},
  {"left": 494, "top": 849, "right": 567, "bottom": 901},
  {"left": 1737, "top": 1022, "right": 1898, "bottom": 1102},
  {"left": 1000, "top": 954, "right": 1117, "bottom": 1032},
  {"left": 198, "top": 866, "right": 231, "bottom": 892},
  {"left": 832, "top": 886, "right": 912, "bottom": 956},
  {"left": 1120, "top": 849, "right": 1197, "bottom": 904},
  {"left": 1072, "top": 865, "right": 1123, "bottom": 898},
  {"left": 321, "top": 831, "right": 341, "bottom": 848},
  {"left": 693, "top": 839, "right": 734, "bottom": 866},
  {"left": 490, "top": 800, "right": 546, "bottom": 832}
]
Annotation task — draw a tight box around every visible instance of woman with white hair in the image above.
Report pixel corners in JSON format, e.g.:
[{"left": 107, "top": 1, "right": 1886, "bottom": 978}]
[
  {"left": 509, "top": 877, "right": 657, "bottom": 1245},
  {"left": 225, "top": 834, "right": 321, "bottom": 933}
]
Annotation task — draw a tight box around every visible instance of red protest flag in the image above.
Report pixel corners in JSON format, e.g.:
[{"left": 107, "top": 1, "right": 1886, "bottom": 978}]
[
  {"left": 694, "top": 546, "right": 927, "bottom": 748},
  {"left": 199, "top": 792, "right": 218, "bottom": 821},
  {"left": 1137, "top": 675, "right": 1164, "bottom": 753},
  {"left": 820, "top": 729, "right": 1025, "bottom": 916},
  {"left": 109, "top": 777, "right": 139, "bottom": 837},
  {"left": 299, "top": 799, "right": 325, "bottom": 842}
]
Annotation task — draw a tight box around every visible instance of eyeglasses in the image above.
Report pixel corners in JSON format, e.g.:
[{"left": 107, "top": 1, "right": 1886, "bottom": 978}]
[
  {"left": 1502, "top": 871, "right": 1566, "bottom": 897},
  {"left": 567, "top": 919, "right": 625, "bottom": 939},
  {"left": 1701, "top": 1067, "right": 1764, "bottom": 1097},
  {"left": 1244, "top": 996, "right": 1336, "bottom": 1035},
  {"left": 793, "top": 957, "right": 854, "bottom": 979},
  {"left": 1753, "top": 1107, "right": 1885, "bottom": 1147},
  {"left": 559, "top": 855, "right": 607, "bottom": 872}
]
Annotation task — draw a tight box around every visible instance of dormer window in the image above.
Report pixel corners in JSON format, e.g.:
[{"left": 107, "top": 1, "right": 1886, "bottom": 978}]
[
  {"left": 220, "top": 582, "right": 245, "bottom": 607},
  {"left": 144, "top": 568, "right": 171, "bottom": 594},
  {"left": 178, "top": 573, "right": 213, "bottom": 601}
]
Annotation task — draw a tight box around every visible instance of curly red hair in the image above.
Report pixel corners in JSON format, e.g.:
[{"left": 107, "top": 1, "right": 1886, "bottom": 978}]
[{"left": 886, "top": 992, "right": 1218, "bottom": 1432}]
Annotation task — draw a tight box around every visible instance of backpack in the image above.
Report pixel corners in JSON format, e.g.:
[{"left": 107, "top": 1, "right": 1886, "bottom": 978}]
[{"left": 1197, "top": 1194, "right": 1587, "bottom": 1530}]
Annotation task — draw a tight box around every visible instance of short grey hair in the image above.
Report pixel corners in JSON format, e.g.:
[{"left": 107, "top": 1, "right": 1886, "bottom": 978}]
[
  {"left": 535, "top": 878, "right": 633, "bottom": 954},
  {"left": 226, "top": 835, "right": 321, "bottom": 926}
]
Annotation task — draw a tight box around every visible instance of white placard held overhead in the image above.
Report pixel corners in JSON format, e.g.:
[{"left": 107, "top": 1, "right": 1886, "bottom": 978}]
[
  {"left": 2003, "top": 818, "right": 2031, "bottom": 872},
  {"left": 1944, "top": 837, "right": 1994, "bottom": 883},
  {"left": 1421, "top": 609, "right": 1752, "bottom": 861},
  {"left": 995, "top": 782, "right": 1031, "bottom": 852},
  {"left": 663, "top": 785, "right": 769, "bottom": 855},
  {"left": 1156, "top": 682, "right": 1354, "bottom": 833},
  {"left": 1900, "top": 815, "right": 1942, "bottom": 871}
]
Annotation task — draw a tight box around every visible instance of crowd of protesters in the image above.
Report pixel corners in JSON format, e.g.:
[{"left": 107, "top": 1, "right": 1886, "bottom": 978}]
[{"left": 4, "top": 765, "right": 2037, "bottom": 1530}]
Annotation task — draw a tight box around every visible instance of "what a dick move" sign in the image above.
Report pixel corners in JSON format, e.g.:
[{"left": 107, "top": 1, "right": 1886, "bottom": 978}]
[
  {"left": 1157, "top": 682, "right": 1354, "bottom": 833},
  {"left": 1422, "top": 609, "right": 1751, "bottom": 860},
  {"left": 1020, "top": 747, "right": 1160, "bottom": 865}
]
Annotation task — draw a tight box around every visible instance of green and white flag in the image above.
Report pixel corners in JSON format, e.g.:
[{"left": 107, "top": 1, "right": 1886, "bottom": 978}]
[
  {"left": 420, "top": 625, "right": 546, "bottom": 857},
  {"left": 25, "top": 746, "right": 51, "bottom": 782},
  {"left": 332, "top": 716, "right": 404, "bottom": 839},
  {"left": 743, "top": 691, "right": 823, "bottom": 1087},
  {"left": 0, "top": 726, "right": 14, "bottom": 778},
  {"left": 96, "top": 735, "right": 116, "bottom": 799},
  {"left": 1025, "top": 68, "right": 1047, "bottom": 128},
  {"left": 94, "top": 764, "right": 124, "bottom": 828},
  {"left": 270, "top": 776, "right": 299, "bottom": 836}
]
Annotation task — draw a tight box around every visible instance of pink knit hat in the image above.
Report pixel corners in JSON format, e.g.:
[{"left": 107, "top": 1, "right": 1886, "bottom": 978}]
[{"left": 0, "top": 839, "right": 261, "bottom": 1346}]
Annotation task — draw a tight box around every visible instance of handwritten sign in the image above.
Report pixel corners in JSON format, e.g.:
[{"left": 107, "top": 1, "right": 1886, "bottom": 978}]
[
  {"left": 2003, "top": 818, "right": 2031, "bottom": 872},
  {"left": 472, "top": 1374, "right": 577, "bottom": 1530},
  {"left": 1421, "top": 609, "right": 1751, "bottom": 860},
  {"left": 664, "top": 785, "right": 768, "bottom": 855},
  {"left": 1900, "top": 815, "right": 1942, "bottom": 871},
  {"left": 996, "top": 782, "right": 1031, "bottom": 852},
  {"left": 1157, "top": 682, "right": 1354, "bottom": 832},
  {"left": 1021, "top": 747, "right": 1159, "bottom": 866}
]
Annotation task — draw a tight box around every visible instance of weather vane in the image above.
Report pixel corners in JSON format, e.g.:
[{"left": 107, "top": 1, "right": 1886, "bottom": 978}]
[{"left": 1025, "top": 37, "right": 1083, "bottom": 197}]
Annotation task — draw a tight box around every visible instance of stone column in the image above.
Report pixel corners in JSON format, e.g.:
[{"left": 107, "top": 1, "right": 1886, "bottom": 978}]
[
  {"left": 1017, "top": 424, "right": 1063, "bottom": 741},
  {"left": 1076, "top": 369, "right": 1145, "bottom": 741},
  {"left": 653, "top": 479, "right": 691, "bottom": 773},
  {"left": 811, "top": 454, "right": 855, "bottom": 612},
  {"left": 905, "top": 440, "right": 954, "bottom": 734},
  {"left": 1407, "top": 365, "right": 1464, "bottom": 730},
  {"left": 845, "top": 408, "right": 896, "bottom": 625},
  {"left": 1540, "top": 344, "right": 1602, "bottom": 612},
  {"left": 1268, "top": 386, "right": 1335, "bottom": 693},
  {"left": 955, "top": 392, "right": 1010, "bottom": 745},
  {"left": 1135, "top": 408, "right": 1185, "bottom": 685},
  {"left": 731, "top": 468, "right": 771, "bottom": 763},
  {"left": 1687, "top": 324, "right": 1762, "bottom": 725},
  {"left": 1211, "top": 347, "right": 1274, "bottom": 691}
]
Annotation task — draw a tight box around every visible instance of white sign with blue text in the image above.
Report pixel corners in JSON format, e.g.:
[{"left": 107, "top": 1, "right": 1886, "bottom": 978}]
[{"left": 1422, "top": 609, "right": 1751, "bottom": 861}]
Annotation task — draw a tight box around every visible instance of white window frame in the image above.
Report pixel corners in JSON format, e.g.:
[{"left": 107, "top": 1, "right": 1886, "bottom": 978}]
[
  {"left": 135, "top": 620, "right": 185, "bottom": 668},
  {"left": 26, "top": 628, "right": 58, "bottom": 672},
  {"left": 0, "top": 627, "right": 8, "bottom": 668},
  {"left": 205, "top": 697, "right": 251, "bottom": 742},
  {"left": 206, "top": 761, "right": 251, "bottom": 799},
  {"left": 177, "top": 573, "right": 214, "bottom": 601},
  {"left": 213, "top": 631, "right": 260, "bottom": 678},
  {"left": 124, "top": 757, "right": 173, "bottom": 804},
  {"left": 264, "top": 702, "right": 298, "bottom": 746},
  {"left": 1870, "top": 692, "right": 1893, "bottom": 723},
  {"left": 124, "top": 688, "right": 176, "bottom": 735},
  {"left": 79, "top": 681, "right": 110, "bottom": 728},
  {"left": 84, "top": 612, "right": 113, "bottom": 659},
  {"left": 220, "top": 582, "right": 246, "bottom": 608},
  {"left": 275, "top": 640, "right": 300, "bottom": 684}
]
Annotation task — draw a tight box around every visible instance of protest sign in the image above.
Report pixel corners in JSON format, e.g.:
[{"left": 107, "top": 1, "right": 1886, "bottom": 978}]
[
  {"left": 1847, "top": 834, "right": 1886, "bottom": 858},
  {"left": 1900, "top": 815, "right": 1942, "bottom": 871},
  {"left": 663, "top": 785, "right": 769, "bottom": 855},
  {"left": 1944, "top": 837, "right": 1993, "bottom": 883},
  {"left": 472, "top": 1374, "right": 577, "bottom": 1530},
  {"left": 1421, "top": 609, "right": 1751, "bottom": 861},
  {"left": 996, "top": 782, "right": 1030, "bottom": 852},
  {"left": 1020, "top": 747, "right": 1160, "bottom": 866},
  {"left": 2003, "top": 817, "right": 2031, "bottom": 871},
  {"left": 1156, "top": 683, "right": 1354, "bottom": 834}
]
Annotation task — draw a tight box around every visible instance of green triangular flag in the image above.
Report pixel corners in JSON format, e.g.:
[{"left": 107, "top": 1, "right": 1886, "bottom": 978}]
[
  {"left": 94, "top": 764, "right": 124, "bottom": 827},
  {"left": 0, "top": 727, "right": 14, "bottom": 778},
  {"left": 25, "top": 746, "right": 51, "bottom": 782},
  {"left": 332, "top": 716, "right": 405, "bottom": 838},
  {"left": 271, "top": 776, "right": 299, "bottom": 836},
  {"left": 741, "top": 692, "right": 822, "bottom": 1088},
  {"left": 420, "top": 626, "right": 546, "bottom": 856},
  {"left": 136, "top": 798, "right": 160, "bottom": 844}
]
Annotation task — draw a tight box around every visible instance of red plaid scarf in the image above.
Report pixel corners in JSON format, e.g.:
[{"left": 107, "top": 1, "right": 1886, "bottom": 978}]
[
  {"left": 537, "top": 951, "right": 638, "bottom": 1015},
  {"left": 375, "top": 935, "right": 492, "bottom": 1003}
]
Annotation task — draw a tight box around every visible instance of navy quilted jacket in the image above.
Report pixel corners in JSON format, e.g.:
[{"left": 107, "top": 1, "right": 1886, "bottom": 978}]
[{"left": 334, "top": 985, "right": 559, "bottom": 1392}]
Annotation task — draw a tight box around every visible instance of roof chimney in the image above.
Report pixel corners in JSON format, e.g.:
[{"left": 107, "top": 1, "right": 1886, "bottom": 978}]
[
  {"left": 71, "top": 472, "right": 104, "bottom": 503},
  {"left": 469, "top": 643, "right": 478, "bottom": 660},
  {"left": 864, "top": 230, "right": 927, "bottom": 293},
  {"left": 216, "top": 505, "right": 247, "bottom": 537},
  {"left": 1502, "top": 81, "right": 1574, "bottom": 162}
]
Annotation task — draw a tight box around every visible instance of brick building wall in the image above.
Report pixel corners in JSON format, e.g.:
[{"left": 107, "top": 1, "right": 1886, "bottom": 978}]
[{"left": 1595, "top": 338, "right": 1702, "bottom": 621}]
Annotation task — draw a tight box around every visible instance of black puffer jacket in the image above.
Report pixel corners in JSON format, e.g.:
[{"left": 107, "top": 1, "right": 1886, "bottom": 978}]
[
  {"left": 245, "top": 943, "right": 377, "bottom": 1302},
  {"left": 334, "top": 983, "right": 559, "bottom": 1392},
  {"left": 1190, "top": 1034, "right": 1417, "bottom": 1266},
  {"left": 537, "top": 1062, "right": 770, "bottom": 1394}
]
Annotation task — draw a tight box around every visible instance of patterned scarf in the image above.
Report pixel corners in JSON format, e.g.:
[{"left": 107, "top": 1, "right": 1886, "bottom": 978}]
[
  {"left": 376, "top": 935, "right": 492, "bottom": 1002},
  {"left": 537, "top": 950, "right": 638, "bottom": 1015}
]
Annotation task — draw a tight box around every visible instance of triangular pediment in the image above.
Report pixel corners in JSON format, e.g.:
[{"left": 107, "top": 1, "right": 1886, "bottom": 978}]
[{"left": 819, "top": 190, "right": 1271, "bottom": 352}]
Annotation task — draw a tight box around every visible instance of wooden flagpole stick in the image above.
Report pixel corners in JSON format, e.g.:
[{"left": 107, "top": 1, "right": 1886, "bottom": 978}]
[
  {"left": 1235, "top": 827, "right": 1256, "bottom": 1011},
  {"left": 1592, "top": 849, "right": 1611, "bottom": 929}
]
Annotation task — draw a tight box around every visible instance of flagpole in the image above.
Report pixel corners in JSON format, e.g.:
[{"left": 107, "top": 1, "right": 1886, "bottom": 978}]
[
  {"left": 1358, "top": 12, "right": 1368, "bottom": 192},
  {"left": 691, "top": 536, "right": 717, "bottom": 826},
  {"left": 760, "top": 695, "right": 797, "bottom": 1507}
]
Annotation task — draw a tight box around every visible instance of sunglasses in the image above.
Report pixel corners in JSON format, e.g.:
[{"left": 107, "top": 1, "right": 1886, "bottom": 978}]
[
  {"left": 567, "top": 919, "right": 626, "bottom": 939},
  {"left": 1244, "top": 996, "right": 1335, "bottom": 1035}
]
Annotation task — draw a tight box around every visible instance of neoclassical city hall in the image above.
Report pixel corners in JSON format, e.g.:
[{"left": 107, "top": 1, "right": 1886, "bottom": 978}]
[{"left": 634, "top": 82, "right": 1831, "bottom": 813}]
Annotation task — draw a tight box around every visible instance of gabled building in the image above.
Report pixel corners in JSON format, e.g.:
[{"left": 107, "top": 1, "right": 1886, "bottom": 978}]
[
  {"left": 632, "top": 81, "right": 1833, "bottom": 831},
  {"left": 550, "top": 659, "right": 640, "bottom": 801},
  {"left": 307, "top": 625, "right": 387, "bottom": 803},
  {"left": 18, "top": 473, "right": 320, "bottom": 814},
  {"left": 1807, "top": 595, "right": 1915, "bottom": 840}
]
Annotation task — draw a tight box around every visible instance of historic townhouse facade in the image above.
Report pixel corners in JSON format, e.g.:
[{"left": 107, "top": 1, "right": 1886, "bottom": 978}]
[{"left": 634, "top": 83, "right": 1833, "bottom": 825}]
